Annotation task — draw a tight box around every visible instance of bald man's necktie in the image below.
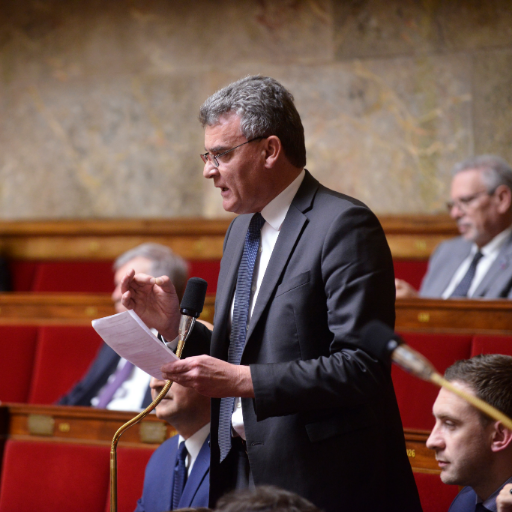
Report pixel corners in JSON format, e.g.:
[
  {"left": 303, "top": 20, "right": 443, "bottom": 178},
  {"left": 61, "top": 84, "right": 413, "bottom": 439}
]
[
  {"left": 95, "top": 360, "right": 134, "bottom": 408},
  {"left": 218, "top": 212, "right": 265, "bottom": 462},
  {"left": 474, "top": 503, "right": 490, "bottom": 512},
  {"left": 170, "top": 441, "right": 188, "bottom": 509},
  {"left": 450, "top": 251, "right": 484, "bottom": 298}
]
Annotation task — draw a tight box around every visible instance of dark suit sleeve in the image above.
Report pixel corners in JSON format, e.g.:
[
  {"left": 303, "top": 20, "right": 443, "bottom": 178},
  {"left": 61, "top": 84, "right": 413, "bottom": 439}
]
[
  {"left": 251, "top": 205, "right": 396, "bottom": 419},
  {"left": 57, "top": 343, "right": 120, "bottom": 406}
]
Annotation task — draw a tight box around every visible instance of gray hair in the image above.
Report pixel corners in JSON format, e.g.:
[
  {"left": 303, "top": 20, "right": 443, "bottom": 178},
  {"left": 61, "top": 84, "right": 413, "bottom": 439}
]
[
  {"left": 114, "top": 243, "right": 188, "bottom": 299},
  {"left": 199, "top": 75, "right": 306, "bottom": 168},
  {"left": 452, "top": 154, "right": 512, "bottom": 193}
]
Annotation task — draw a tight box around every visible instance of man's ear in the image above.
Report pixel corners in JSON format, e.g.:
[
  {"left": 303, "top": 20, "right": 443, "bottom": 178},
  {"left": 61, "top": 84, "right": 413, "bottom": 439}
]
[
  {"left": 490, "top": 422, "right": 512, "bottom": 453},
  {"left": 262, "top": 135, "right": 282, "bottom": 168},
  {"left": 495, "top": 185, "right": 512, "bottom": 214}
]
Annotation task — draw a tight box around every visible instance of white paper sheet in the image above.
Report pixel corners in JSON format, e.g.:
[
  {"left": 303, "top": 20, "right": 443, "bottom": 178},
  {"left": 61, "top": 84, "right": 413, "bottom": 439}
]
[{"left": 92, "top": 310, "right": 178, "bottom": 380}]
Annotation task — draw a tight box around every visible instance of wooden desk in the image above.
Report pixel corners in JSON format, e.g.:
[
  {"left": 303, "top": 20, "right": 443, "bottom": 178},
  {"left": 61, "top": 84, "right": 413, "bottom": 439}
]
[
  {"left": 396, "top": 298, "right": 512, "bottom": 335},
  {"left": 0, "top": 404, "right": 438, "bottom": 473},
  {"left": 0, "top": 215, "right": 456, "bottom": 260},
  {"left": 0, "top": 403, "right": 176, "bottom": 448},
  {"left": 0, "top": 293, "right": 215, "bottom": 325}
]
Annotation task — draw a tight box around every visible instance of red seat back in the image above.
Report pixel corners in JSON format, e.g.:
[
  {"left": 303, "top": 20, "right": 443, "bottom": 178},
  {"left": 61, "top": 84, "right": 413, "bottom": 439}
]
[
  {"left": 393, "top": 332, "right": 472, "bottom": 429},
  {"left": 393, "top": 259, "right": 428, "bottom": 291},
  {"left": 471, "top": 335, "right": 512, "bottom": 357},
  {"left": 28, "top": 325, "right": 103, "bottom": 404},
  {"left": 0, "top": 326, "right": 39, "bottom": 403},
  {"left": 0, "top": 439, "right": 110, "bottom": 512},
  {"left": 413, "top": 472, "right": 459, "bottom": 512},
  {"left": 32, "top": 260, "right": 114, "bottom": 293}
]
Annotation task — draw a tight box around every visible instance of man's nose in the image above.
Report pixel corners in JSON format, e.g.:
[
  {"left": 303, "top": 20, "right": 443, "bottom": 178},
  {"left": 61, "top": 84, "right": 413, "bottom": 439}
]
[
  {"left": 203, "top": 161, "right": 218, "bottom": 179},
  {"left": 150, "top": 377, "right": 166, "bottom": 389},
  {"left": 426, "top": 426, "right": 443, "bottom": 450}
]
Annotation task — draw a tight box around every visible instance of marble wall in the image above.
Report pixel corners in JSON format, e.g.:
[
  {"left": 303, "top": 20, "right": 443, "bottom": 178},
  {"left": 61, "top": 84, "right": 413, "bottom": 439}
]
[{"left": 0, "top": 0, "right": 510, "bottom": 219}]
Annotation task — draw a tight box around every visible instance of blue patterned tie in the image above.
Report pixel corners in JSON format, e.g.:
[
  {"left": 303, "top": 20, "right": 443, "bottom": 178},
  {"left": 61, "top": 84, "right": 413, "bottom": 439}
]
[
  {"left": 218, "top": 212, "right": 265, "bottom": 462},
  {"left": 450, "top": 251, "right": 483, "bottom": 298},
  {"left": 170, "top": 441, "right": 188, "bottom": 510}
]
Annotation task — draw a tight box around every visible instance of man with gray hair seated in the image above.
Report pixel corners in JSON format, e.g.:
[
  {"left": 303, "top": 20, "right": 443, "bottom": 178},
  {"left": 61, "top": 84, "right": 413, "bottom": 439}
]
[
  {"left": 58, "top": 243, "right": 188, "bottom": 411},
  {"left": 396, "top": 155, "right": 512, "bottom": 299}
]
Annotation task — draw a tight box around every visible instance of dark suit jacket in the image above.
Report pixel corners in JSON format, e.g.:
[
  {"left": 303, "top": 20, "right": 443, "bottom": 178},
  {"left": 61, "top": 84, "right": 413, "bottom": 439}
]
[
  {"left": 57, "top": 343, "right": 153, "bottom": 407},
  {"left": 190, "top": 171, "right": 421, "bottom": 512},
  {"left": 135, "top": 434, "right": 210, "bottom": 512},
  {"left": 420, "top": 232, "right": 512, "bottom": 298}
]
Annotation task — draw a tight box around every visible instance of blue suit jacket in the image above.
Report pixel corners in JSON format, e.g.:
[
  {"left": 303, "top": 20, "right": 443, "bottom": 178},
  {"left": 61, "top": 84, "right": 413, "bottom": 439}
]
[
  {"left": 57, "top": 343, "right": 152, "bottom": 407},
  {"left": 135, "top": 434, "right": 210, "bottom": 512},
  {"left": 448, "top": 486, "right": 477, "bottom": 511}
]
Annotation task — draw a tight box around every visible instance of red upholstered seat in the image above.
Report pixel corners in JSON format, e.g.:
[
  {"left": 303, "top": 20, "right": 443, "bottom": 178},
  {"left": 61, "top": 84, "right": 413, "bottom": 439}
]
[
  {"left": 413, "top": 472, "right": 459, "bottom": 512},
  {"left": 32, "top": 260, "right": 114, "bottom": 293},
  {"left": 188, "top": 259, "right": 220, "bottom": 293},
  {"left": 393, "top": 259, "right": 428, "bottom": 291},
  {"left": 471, "top": 334, "right": 512, "bottom": 357},
  {"left": 8, "top": 261, "right": 39, "bottom": 292},
  {"left": 104, "top": 446, "right": 156, "bottom": 512},
  {"left": 0, "top": 439, "right": 110, "bottom": 512},
  {"left": 28, "top": 325, "right": 103, "bottom": 404},
  {"left": 0, "top": 326, "right": 38, "bottom": 403},
  {"left": 393, "top": 332, "right": 473, "bottom": 430}
]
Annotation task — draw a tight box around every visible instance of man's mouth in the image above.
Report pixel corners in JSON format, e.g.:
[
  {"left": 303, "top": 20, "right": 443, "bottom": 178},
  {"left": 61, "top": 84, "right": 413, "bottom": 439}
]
[{"left": 436, "top": 459, "right": 449, "bottom": 469}]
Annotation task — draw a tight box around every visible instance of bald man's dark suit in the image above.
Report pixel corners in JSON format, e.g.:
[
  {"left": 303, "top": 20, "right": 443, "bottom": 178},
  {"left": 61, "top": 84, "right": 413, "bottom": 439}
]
[{"left": 191, "top": 171, "right": 421, "bottom": 512}]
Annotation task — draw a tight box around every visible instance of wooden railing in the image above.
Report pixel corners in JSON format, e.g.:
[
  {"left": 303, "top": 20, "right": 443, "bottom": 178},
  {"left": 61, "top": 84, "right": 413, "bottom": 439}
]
[{"left": 0, "top": 215, "right": 457, "bottom": 260}]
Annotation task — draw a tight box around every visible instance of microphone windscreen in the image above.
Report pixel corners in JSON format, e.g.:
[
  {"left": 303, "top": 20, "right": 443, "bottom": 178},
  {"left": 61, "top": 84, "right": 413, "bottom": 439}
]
[
  {"left": 360, "top": 320, "right": 403, "bottom": 362},
  {"left": 180, "top": 277, "right": 208, "bottom": 317}
]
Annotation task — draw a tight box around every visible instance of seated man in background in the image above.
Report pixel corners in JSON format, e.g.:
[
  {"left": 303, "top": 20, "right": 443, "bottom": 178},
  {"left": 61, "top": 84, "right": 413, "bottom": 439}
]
[
  {"left": 58, "top": 243, "right": 188, "bottom": 410},
  {"left": 135, "top": 376, "right": 211, "bottom": 512},
  {"left": 426, "top": 354, "right": 512, "bottom": 512},
  {"left": 396, "top": 155, "right": 512, "bottom": 299}
]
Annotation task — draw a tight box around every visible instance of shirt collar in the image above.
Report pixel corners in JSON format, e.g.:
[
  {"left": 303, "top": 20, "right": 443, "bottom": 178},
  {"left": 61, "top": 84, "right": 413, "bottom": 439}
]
[
  {"left": 179, "top": 422, "right": 210, "bottom": 462},
  {"left": 477, "top": 475, "right": 512, "bottom": 510},
  {"left": 472, "top": 226, "right": 512, "bottom": 257},
  {"left": 260, "top": 170, "right": 305, "bottom": 231}
]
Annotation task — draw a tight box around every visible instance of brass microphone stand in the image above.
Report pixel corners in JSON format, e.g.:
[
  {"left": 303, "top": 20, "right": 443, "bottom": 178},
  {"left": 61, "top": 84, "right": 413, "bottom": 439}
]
[{"left": 109, "top": 326, "right": 192, "bottom": 512}]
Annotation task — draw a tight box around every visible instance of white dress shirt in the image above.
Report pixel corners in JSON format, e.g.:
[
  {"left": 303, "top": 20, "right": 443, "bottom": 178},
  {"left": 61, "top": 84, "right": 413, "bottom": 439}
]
[
  {"left": 442, "top": 227, "right": 512, "bottom": 298},
  {"left": 231, "top": 170, "right": 305, "bottom": 439},
  {"left": 178, "top": 422, "right": 210, "bottom": 476}
]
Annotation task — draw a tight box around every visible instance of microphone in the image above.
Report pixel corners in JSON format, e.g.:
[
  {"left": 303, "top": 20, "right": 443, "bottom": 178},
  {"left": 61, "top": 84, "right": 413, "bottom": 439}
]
[
  {"left": 360, "top": 320, "right": 512, "bottom": 430},
  {"left": 360, "top": 321, "right": 436, "bottom": 381},
  {"left": 176, "top": 277, "right": 208, "bottom": 357}
]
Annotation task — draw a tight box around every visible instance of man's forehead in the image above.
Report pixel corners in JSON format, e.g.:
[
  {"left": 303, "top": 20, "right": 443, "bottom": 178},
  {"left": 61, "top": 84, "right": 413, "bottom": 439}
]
[
  {"left": 433, "top": 383, "right": 478, "bottom": 419},
  {"left": 451, "top": 168, "right": 485, "bottom": 196},
  {"left": 204, "top": 114, "right": 243, "bottom": 147}
]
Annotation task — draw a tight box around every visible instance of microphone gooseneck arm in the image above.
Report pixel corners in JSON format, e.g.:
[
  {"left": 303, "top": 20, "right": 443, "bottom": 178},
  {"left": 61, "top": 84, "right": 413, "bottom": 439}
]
[
  {"left": 110, "top": 277, "right": 207, "bottom": 512},
  {"left": 360, "top": 320, "right": 512, "bottom": 432}
]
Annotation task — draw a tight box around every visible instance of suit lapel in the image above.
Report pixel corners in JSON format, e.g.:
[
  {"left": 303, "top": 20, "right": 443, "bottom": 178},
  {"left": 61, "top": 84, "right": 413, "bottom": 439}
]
[
  {"left": 179, "top": 435, "right": 210, "bottom": 508},
  {"left": 246, "top": 172, "right": 318, "bottom": 342},
  {"left": 473, "top": 233, "right": 512, "bottom": 297},
  {"left": 211, "top": 217, "right": 250, "bottom": 359},
  {"left": 160, "top": 437, "right": 178, "bottom": 511}
]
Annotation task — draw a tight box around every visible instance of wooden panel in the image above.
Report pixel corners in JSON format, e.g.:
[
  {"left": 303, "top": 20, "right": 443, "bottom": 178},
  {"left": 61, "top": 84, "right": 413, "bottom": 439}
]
[
  {"left": 0, "top": 215, "right": 459, "bottom": 261},
  {"left": 0, "top": 404, "right": 438, "bottom": 475},
  {"left": 404, "top": 429, "right": 438, "bottom": 474},
  {"left": 0, "top": 293, "right": 215, "bottom": 325},
  {"left": 0, "top": 404, "right": 176, "bottom": 449},
  {"left": 0, "top": 219, "right": 232, "bottom": 260},
  {"left": 396, "top": 298, "right": 512, "bottom": 335}
]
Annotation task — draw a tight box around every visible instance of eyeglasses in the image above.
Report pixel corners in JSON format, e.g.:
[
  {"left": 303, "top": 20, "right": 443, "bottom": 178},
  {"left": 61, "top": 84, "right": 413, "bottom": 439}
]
[
  {"left": 446, "top": 189, "right": 495, "bottom": 213},
  {"left": 200, "top": 137, "right": 264, "bottom": 168}
]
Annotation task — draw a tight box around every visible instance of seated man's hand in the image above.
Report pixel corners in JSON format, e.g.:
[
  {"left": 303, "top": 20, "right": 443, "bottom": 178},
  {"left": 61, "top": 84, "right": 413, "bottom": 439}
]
[
  {"left": 121, "top": 270, "right": 180, "bottom": 340},
  {"left": 497, "top": 484, "right": 512, "bottom": 512},
  {"left": 395, "top": 278, "right": 419, "bottom": 299}
]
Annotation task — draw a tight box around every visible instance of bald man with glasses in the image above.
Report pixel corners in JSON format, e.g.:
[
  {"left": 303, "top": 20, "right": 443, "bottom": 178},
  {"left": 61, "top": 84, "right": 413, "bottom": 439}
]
[{"left": 396, "top": 155, "right": 512, "bottom": 299}]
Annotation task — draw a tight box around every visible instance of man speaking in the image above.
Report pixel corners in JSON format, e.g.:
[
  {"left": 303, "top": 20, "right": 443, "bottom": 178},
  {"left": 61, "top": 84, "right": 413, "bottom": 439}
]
[{"left": 121, "top": 76, "right": 421, "bottom": 512}]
